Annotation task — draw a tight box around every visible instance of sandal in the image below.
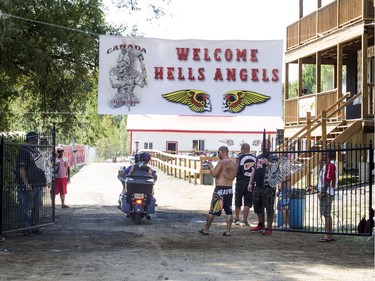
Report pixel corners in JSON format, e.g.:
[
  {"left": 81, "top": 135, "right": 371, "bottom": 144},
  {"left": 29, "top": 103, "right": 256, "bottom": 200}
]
[
  {"left": 318, "top": 238, "right": 332, "bottom": 242},
  {"left": 198, "top": 229, "right": 209, "bottom": 236},
  {"left": 222, "top": 231, "right": 231, "bottom": 236}
]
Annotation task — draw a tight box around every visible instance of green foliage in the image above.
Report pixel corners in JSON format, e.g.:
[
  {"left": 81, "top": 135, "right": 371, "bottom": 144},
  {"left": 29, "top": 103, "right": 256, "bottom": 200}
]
[
  {"left": 287, "top": 63, "right": 346, "bottom": 97},
  {"left": 321, "top": 65, "right": 334, "bottom": 92},
  {"left": 288, "top": 81, "right": 298, "bottom": 99},
  {"left": 0, "top": 0, "right": 168, "bottom": 159},
  {"left": 0, "top": 0, "right": 109, "bottom": 133},
  {"left": 302, "top": 64, "right": 316, "bottom": 95}
]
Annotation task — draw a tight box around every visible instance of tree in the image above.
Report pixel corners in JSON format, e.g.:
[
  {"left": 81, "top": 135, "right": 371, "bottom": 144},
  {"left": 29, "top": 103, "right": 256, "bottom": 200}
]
[
  {"left": 287, "top": 63, "right": 344, "bottom": 98},
  {"left": 0, "top": 0, "right": 169, "bottom": 158},
  {"left": 302, "top": 64, "right": 316, "bottom": 95},
  {"left": 0, "top": 0, "right": 112, "bottom": 135},
  {"left": 108, "top": 0, "right": 171, "bottom": 36}
]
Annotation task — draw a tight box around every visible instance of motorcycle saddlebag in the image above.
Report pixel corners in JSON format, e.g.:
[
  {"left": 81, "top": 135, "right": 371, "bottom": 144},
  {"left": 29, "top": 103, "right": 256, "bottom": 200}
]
[
  {"left": 147, "top": 197, "right": 156, "bottom": 213},
  {"left": 126, "top": 177, "right": 154, "bottom": 195},
  {"left": 121, "top": 194, "right": 131, "bottom": 213}
]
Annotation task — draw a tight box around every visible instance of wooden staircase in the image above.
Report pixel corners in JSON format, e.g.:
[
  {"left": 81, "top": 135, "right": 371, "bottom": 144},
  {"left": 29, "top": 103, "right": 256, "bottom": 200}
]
[{"left": 278, "top": 91, "right": 363, "bottom": 186}]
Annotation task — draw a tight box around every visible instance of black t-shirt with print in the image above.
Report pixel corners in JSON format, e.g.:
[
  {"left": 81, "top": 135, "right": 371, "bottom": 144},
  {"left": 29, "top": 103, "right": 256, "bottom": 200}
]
[
  {"left": 16, "top": 146, "right": 46, "bottom": 186},
  {"left": 236, "top": 153, "right": 256, "bottom": 183}
]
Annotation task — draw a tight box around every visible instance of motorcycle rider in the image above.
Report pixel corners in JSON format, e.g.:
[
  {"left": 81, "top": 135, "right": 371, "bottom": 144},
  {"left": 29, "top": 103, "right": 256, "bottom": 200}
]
[
  {"left": 128, "top": 152, "right": 154, "bottom": 177},
  {"left": 117, "top": 152, "right": 157, "bottom": 209}
]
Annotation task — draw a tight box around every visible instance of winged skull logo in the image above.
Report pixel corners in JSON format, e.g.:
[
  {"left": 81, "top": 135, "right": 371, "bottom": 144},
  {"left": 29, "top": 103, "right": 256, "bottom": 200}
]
[
  {"left": 222, "top": 90, "right": 270, "bottom": 113},
  {"left": 162, "top": 89, "right": 212, "bottom": 113}
]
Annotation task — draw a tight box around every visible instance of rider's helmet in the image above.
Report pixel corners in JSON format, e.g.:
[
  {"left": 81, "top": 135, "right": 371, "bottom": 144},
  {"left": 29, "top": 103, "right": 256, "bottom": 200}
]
[
  {"left": 140, "top": 152, "right": 151, "bottom": 164},
  {"left": 134, "top": 154, "right": 141, "bottom": 163}
]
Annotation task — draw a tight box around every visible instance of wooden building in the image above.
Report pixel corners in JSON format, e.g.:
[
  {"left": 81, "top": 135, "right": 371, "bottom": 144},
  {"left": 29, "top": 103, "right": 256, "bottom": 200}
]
[{"left": 283, "top": 0, "right": 374, "bottom": 146}]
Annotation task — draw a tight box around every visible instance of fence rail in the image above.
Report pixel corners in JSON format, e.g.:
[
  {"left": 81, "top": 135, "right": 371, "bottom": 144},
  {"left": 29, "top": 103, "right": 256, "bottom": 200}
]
[
  {"left": 143, "top": 142, "right": 374, "bottom": 236},
  {"left": 1, "top": 133, "right": 55, "bottom": 234},
  {"left": 146, "top": 150, "right": 237, "bottom": 185}
]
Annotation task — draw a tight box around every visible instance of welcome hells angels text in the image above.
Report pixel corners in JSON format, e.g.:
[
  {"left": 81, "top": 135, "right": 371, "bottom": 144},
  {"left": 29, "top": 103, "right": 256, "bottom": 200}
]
[
  {"left": 106, "top": 44, "right": 280, "bottom": 82},
  {"left": 156, "top": 47, "right": 280, "bottom": 83}
]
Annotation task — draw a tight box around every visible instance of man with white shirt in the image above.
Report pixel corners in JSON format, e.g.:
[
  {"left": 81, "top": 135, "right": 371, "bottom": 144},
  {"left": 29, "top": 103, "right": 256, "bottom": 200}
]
[{"left": 55, "top": 147, "right": 70, "bottom": 208}]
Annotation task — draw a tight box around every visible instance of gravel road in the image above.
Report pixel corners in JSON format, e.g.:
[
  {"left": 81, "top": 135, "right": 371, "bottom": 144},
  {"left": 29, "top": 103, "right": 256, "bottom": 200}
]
[{"left": 0, "top": 162, "right": 373, "bottom": 281}]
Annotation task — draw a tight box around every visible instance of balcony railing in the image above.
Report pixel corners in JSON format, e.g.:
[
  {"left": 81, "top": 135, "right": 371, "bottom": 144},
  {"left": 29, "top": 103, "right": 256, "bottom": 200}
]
[
  {"left": 284, "top": 90, "right": 341, "bottom": 125},
  {"left": 286, "top": 0, "right": 374, "bottom": 50}
]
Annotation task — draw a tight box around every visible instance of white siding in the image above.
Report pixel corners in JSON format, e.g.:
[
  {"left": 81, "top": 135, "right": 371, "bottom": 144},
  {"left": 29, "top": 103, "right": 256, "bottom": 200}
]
[{"left": 130, "top": 131, "right": 275, "bottom": 155}]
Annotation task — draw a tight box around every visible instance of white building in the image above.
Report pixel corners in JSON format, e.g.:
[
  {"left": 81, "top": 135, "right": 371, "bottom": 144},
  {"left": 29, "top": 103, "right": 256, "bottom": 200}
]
[{"left": 127, "top": 115, "right": 284, "bottom": 155}]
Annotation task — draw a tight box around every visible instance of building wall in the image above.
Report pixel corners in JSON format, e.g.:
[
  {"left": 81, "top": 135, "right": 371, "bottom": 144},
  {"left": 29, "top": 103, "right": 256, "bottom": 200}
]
[{"left": 130, "top": 131, "right": 276, "bottom": 155}]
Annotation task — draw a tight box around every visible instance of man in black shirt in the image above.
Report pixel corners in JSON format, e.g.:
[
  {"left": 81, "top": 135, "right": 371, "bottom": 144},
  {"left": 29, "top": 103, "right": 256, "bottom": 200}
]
[
  {"left": 249, "top": 152, "right": 278, "bottom": 235},
  {"left": 16, "top": 131, "right": 46, "bottom": 235},
  {"left": 234, "top": 143, "right": 256, "bottom": 226}
]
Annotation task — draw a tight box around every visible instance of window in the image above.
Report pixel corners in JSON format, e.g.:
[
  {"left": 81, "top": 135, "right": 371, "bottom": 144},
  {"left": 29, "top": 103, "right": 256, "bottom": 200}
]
[
  {"left": 193, "top": 140, "right": 205, "bottom": 151},
  {"left": 166, "top": 141, "right": 177, "bottom": 152},
  {"left": 144, "top": 142, "right": 153, "bottom": 149}
]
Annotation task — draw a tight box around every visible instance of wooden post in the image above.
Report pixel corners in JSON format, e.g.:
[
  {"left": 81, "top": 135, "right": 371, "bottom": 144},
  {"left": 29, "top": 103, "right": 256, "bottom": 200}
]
[
  {"left": 362, "top": 31, "right": 368, "bottom": 118},
  {"left": 321, "top": 110, "right": 327, "bottom": 149},
  {"left": 298, "top": 58, "right": 303, "bottom": 124},
  {"left": 306, "top": 111, "right": 312, "bottom": 187},
  {"left": 316, "top": 52, "right": 321, "bottom": 93},
  {"left": 337, "top": 43, "right": 343, "bottom": 119},
  {"left": 199, "top": 158, "right": 203, "bottom": 185},
  {"left": 285, "top": 63, "right": 289, "bottom": 100},
  {"left": 299, "top": 0, "right": 303, "bottom": 18},
  {"left": 188, "top": 159, "right": 192, "bottom": 184},
  {"left": 193, "top": 160, "right": 197, "bottom": 185}
]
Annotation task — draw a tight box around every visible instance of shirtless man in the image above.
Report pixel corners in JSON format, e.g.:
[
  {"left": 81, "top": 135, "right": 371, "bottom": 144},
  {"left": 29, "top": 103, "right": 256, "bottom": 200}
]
[{"left": 199, "top": 146, "right": 237, "bottom": 236}]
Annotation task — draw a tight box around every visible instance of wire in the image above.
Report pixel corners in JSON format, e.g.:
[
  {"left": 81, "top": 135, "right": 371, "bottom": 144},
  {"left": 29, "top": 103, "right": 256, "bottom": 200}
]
[
  {"left": 0, "top": 111, "right": 85, "bottom": 115},
  {"left": 0, "top": 11, "right": 99, "bottom": 37}
]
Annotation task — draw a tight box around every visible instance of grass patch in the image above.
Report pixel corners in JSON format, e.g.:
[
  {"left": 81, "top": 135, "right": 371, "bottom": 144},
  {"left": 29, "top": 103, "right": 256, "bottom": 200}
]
[{"left": 70, "top": 164, "right": 85, "bottom": 178}]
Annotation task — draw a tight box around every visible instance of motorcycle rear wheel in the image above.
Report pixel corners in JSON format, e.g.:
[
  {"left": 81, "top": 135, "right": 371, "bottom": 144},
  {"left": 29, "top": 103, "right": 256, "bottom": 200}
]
[{"left": 134, "top": 213, "right": 142, "bottom": 225}]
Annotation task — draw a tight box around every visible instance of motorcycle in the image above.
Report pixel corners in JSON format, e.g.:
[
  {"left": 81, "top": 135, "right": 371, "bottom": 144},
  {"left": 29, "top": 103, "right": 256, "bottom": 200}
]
[{"left": 118, "top": 162, "right": 156, "bottom": 225}]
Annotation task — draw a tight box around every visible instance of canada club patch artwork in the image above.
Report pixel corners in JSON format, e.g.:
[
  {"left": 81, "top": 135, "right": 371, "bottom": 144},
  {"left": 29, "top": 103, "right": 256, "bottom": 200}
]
[{"left": 108, "top": 48, "right": 148, "bottom": 111}]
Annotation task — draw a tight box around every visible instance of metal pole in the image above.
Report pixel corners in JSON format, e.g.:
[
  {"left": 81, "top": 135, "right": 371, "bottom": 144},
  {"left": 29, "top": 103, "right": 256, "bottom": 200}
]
[
  {"left": 0, "top": 137, "right": 4, "bottom": 234},
  {"left": 52, "top": 125, "right": 56, "bottom": 220},
  {"left": 368, "top": 141, "right": 373, "bottom": 236}
]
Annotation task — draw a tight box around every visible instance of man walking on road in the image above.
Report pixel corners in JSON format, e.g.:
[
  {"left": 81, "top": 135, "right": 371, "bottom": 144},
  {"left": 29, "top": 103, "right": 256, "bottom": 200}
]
[
  {"left": 199, "top": 146, "right": 237, "bottom": 236},
  {"left": 234, "top": 143, "right": 256, "bottom": 226}
]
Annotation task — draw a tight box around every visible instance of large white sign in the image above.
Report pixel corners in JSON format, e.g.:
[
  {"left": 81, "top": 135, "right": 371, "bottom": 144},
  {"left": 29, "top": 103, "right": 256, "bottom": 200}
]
[{"left": 98, "top": 36, "right": 283, "bottom": 116}]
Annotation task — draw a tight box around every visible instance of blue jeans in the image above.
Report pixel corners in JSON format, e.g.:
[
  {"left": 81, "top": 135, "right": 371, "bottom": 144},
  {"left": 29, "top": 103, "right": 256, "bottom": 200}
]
[{"left": 17, "top": 187, "right": 41, "bottom": 228}]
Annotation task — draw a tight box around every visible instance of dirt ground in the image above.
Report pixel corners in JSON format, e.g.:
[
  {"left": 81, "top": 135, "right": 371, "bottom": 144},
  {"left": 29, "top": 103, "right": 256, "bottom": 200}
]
[{"left": 0, "top": 162, "right": 374, "bottom": 281}]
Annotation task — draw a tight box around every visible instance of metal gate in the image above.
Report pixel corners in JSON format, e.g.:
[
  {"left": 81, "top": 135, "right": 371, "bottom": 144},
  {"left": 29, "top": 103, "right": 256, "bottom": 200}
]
[
  {"left": 0, "top": 132, "right": 55, "bottom": 234},
  {"left": 271, "top": 142, "right": 373, "bottom": 236}
]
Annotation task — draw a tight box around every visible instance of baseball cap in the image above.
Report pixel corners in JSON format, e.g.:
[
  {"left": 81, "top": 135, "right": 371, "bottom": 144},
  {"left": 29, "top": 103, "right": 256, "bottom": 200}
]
[{"left": 25, "top": 131, "right": 38, "bottom": 140}]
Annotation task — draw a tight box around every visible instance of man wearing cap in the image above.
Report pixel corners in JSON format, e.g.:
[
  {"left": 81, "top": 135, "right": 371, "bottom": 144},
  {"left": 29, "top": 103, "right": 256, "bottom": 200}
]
[
  {"left": 55, "top": 146, "right": 70, "bottom": 208},
  {"left": 16, "top": 131, "right": 46, "bottom": 235}
]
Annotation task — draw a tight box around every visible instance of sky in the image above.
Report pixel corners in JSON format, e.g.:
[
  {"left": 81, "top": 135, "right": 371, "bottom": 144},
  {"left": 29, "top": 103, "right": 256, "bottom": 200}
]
[
  {"left": 103, "top": 0, "right": 326, "bottom": 82},
  {"left": 103, "top": 0, "right": 320, "bottom": 44}
]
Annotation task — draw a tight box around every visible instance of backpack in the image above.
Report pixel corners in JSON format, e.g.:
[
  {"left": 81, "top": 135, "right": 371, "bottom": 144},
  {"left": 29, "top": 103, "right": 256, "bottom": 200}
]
[
  {"left": 357, "top": 217, "right": 368, "bottom": 233},
  {"left": 357, "top": 209, "right": 375, "bottom": 234}
]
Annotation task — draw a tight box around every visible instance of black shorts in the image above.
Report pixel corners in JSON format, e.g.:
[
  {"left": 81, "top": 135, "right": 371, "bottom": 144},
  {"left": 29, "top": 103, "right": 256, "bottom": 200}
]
[
  {"left": 209, "top": 186, "right": 233, "bottom": 216},
  {"left": 252, "top": 185, "right": 276, "bottom": 219},
  {"left": 235, "top": 181, "right": 252, "bottom": 208}
]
